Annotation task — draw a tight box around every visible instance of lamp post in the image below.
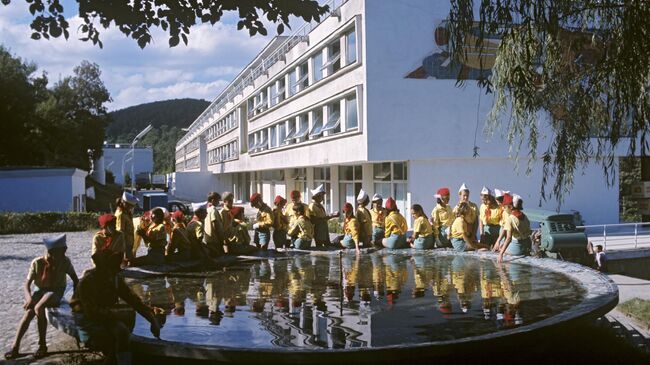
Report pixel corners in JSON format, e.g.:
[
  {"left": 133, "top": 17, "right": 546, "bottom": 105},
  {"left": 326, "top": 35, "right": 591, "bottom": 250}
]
[{"left": 129, "top": 124, "right": 153, "bottom": 192}]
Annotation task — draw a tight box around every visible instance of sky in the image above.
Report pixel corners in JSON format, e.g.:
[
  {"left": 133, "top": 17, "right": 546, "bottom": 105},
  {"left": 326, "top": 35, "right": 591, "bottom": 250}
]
[{"left": 0, "top": 1, "right": 292, "bottom": 110}]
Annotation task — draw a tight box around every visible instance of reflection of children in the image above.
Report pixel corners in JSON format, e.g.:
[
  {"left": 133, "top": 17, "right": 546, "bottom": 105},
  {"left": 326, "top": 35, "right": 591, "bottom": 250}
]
[
  {"left": 5, "top": 234, "right": 78, "bottom": 360},
  {"left": 587, "top": 241, "right": 607, "bottom": 272}
]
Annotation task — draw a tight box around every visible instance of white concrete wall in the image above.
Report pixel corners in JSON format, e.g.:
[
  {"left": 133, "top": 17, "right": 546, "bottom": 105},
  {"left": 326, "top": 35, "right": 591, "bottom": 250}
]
[
  {"left": 103, "top": 147, "right": 154, "bottom": 185},
  {"left": 0, "top": 169, "right": 87, "bottom": 212},
  {"left": 170, "top": 172, "right": 229, "bottom": 203}
]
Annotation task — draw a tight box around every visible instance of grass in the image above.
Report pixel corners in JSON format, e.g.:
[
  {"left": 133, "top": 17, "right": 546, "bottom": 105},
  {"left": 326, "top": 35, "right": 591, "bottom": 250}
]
[{"left": 619, "top": 298, "right": 650, "bottom": 329}]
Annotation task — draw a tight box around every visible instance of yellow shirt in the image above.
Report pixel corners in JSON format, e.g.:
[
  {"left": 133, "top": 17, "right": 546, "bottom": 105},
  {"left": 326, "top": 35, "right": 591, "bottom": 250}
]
[
  {"left": 454, "top": 201, "right": 479, "bottom": 224},
  {"left": 204, "top": 205, "right": 224, "bottom": 245},
  {"left": 356, "top": 206, "right": 373, "bottom": 238},
  {"left": 450, "top": 217, "right": 466, "bottom": 239},
  {"left": 272, "top": 207, "right": 289, "bottom": 231},
  {"left": 500, "top": 208, "right": 511, "bottom": 228},
  {"left": 344, "top": 217, "right": 360, "bottom": 243},
  {"left": 186, "top": 219, "right": 203, "bottom": 244},
  {"left": 480, "top": 204, "right": 503, "bottom": 226},
  {"left": 308, "top": 201, "right": 327, "bottom": 221},
  {"left": 91, "top": 230, "right": 126, "bottom": 256},
  {"left": 28, "top": 256, "right": 75, "bottom": 289},
  {"left": 145, "top": 223, "right": 168, "bottom": 249},
  {"left": 431, "top": 204, "right": 453, "bottom": 235},
  {"left": 115, "top": 208, "right": 134, "bottom": 247},
  {"left": 255, "top": 204, "right": 274, "bottom": 229},
  {"left": 287, "top": 215, "right": 314, "bottom": 240},
  {"left": 413, "top": 216, "right": 433, "bottom": 238},
  {"left": 220, "top": 206, "right": 233, "bottom": 233},
  {"left": 384, "top": 211, "right": 408, "bottom": 237},
  {"left": 504, "top": 213, "right": 532, "bottom": 240},
  {"left": 370, "top": 207, "right": 387, "bottom": 228},
  {"left": 284, "top": 201, "right": 311, "bottom": 226},
  {"left": 227, "top": 223, "right": 251, "bottom": 245}
]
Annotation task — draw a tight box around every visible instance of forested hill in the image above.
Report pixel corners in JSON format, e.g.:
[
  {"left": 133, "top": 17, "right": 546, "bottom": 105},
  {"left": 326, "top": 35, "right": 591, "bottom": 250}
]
[{"left": 107, "top": 98, "right": 209, "bottom": 173}]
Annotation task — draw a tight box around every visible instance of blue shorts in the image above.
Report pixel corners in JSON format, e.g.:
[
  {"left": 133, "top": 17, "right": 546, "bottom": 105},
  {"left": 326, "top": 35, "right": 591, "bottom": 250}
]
[
  {"left": 372, "top": 227, "right": 385, "bottom": 244},
  {"left": 506, "top": 237, "right": 531, "bottom": 256},
  {"left": 255, "top": 229, "right": 271, "bottom": 248},
  {"left": 293, "top": 238, "right": 312, "bottom": 250},
  {"left": 481, "top": 224, "right": 501, "bottom": 247},
  {"left": 29, "top": 287, "right": 65, "bottom": 309},
  {"left": 384, "top": 234, "right": 407, "bottom": 249},
  {"left": 451, "top": 237, "right": 466, "bottom": 252},
  {"left": 341, "top": 234, "right": 356, "bottom": 249},
  {"left": 413, "top": 235, "right": 434, "bottom": 250}
]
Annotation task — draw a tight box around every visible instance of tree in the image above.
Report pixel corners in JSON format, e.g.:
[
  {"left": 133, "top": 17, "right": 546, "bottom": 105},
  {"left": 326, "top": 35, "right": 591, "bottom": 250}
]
[
  {"left": 447, "top": 1, "right": 650, "bottom": 204},
  {"left": 0, "top": 47, "right": 111, "bottom": 170},
  {"left": 3, "top": 0, "right": 329, "bottom": 48}
]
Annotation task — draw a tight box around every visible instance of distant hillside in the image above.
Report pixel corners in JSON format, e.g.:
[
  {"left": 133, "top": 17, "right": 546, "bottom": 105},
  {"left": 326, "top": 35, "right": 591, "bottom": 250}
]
[{"left": 107, "top": 98, "right": 209, "bottom": 173}]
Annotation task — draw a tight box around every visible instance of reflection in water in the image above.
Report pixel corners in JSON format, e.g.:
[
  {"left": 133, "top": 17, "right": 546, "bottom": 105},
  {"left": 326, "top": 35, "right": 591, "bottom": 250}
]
[{"left": 127, "top": 253, "right": 584, "bottom": 349}]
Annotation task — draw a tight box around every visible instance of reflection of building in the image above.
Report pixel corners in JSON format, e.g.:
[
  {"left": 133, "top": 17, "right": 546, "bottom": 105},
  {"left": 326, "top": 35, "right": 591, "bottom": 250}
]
[{"left": 173, "top": 0, "right": 618, "bottom": 225}]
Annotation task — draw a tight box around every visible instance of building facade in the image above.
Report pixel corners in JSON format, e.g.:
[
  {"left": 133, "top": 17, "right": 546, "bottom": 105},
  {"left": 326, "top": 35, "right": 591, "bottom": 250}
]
[
  {"left": 0, "top": 168, "right": 87, "bottom": 212},
  {"left": 174, "top": 0, "right": 620, "bottom": 225}
]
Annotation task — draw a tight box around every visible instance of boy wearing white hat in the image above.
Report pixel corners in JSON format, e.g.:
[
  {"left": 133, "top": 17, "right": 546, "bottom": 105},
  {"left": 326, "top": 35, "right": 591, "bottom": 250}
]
[
  {"left": 355, "top": 189, "right": 372, "bottom": 247},
  {"left": 454, "top": 183, "right": 479, "bottom": 239},
  {"left": 309, "top": 184, "right": 339, "bottom": 247},
  {"left": 370, "top": 194, "right": 387, "bottom": 247},
  {"left": 5, "top": 234, "right": 79, "bottom": 360},
  {"left": 115, "top": 191, "right": 138, "bottom": 261},
  {"left": 478, "top": 186, "right": 502, "bottom": 249}
]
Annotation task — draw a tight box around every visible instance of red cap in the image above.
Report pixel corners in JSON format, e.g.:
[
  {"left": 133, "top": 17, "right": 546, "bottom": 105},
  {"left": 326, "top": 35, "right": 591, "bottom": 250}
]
[
  {"left": 342, "top": 202, "right": 354, "bottom": 213},
  {"left": 230, "top": 206, "right": 244, "bottom": 217},
  {"left": 250, "top": 193, "right": 261, "bottom": 204},
  {"left": 290, "top": 190, "right": 301, "bottom": 200},
  {"left": 385, "top": 197, "right": 396, "bottom": 211},
  {"left": 172, "top": 210, "right": 184, "bottom": 221},
  {"left": 502, "top": 193, "right": 513, "bottom": 206},
  {"left": 438, "top": 303, "right": 452, "bottom": 314},
  {"left": 437, "top": 188, "right": 450, "bottom": 196},
  {"left": 274, "top": 195, "right": 286, "bottom": 205},
  {"left": 98, "top": 214, "right": 116, "bottom": 228}
]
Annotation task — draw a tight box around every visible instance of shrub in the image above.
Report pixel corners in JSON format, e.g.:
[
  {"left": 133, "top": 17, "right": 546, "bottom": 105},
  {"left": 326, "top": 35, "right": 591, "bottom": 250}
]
[
  {"left": 0, "top": 212, "right": 99, "bottom": 234},
  {"left": 328, "top": 217, "right": 344, "bottom": 234}
]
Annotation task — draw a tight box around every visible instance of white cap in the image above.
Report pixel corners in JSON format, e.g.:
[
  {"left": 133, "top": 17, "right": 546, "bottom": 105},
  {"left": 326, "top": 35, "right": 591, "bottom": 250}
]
[
  {"left": 122, "top": 191, "right": 139, "bottom": 205},
  {"left": 43, "top": 234, "right": 67, "bottom": 250},
  {"left": 480, "top": 186, "right": 492, "bottom": 196},
  {"left": 494, "top": 189, "right": 510, "bottom": 198},
  {"left": 357, "top": 189, "right": 368, "bottom": 201},
  {"left": 513, "top": 194, "right": 523, "bottom": 208},
  {"left": 433, "top": 194, "right": 442, "bottom": 199},
  {"left": 311, "top": 184, "right": 326, "bottom": 196},
  {"left": 458, "top": 183, "right": 469, "bottom": 193},
  {"left": 372, "top": 194, "right": 383, "bottom": 202},
  {"left": 192, "top": 201, "right": 208, "bottom": 211}
]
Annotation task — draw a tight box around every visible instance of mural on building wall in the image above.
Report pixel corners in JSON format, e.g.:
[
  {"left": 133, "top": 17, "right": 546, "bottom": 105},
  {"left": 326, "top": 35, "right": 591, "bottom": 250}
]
[{"left": 406, "top": 21, "right": 500, "bottom": 80}]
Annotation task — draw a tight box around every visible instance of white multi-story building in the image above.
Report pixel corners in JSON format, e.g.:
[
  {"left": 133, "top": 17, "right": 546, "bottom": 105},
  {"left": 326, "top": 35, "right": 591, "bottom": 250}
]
[{"left": 173, "top": 0, "right": 620, "bottom": 225}]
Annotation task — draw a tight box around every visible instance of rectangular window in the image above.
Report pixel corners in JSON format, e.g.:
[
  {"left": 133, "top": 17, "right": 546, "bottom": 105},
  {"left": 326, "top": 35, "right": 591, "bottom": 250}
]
[
  {"left": 323, "top": 40, "right": 341, "bottom": 75},
  {"left": 270, "top": 83, "right": 278, "bottom": 107},
  {"left": 277, "top": 79, "right": 286, "bottom": 103},
  {"left": 321, "top": 101, "right": 341, "bottom": 135},
  {"left": 278, "top": 123, "right": 286, "bottom": 146},
  {"left": 270, "top": 125, "right": 278, "bottom": 148},
  {"left": 313, "top": 52, "right": 323, "bottom": 82},
  {"left": 298, "top": 62, "right": 309, "bottom": 91},
  {"left": 289, "top": 69, "right": 298, "bottom": 97},
  {"left": 309, "top": 108, "right": 324, "bottom": 139},
  {"left": 295, "top": 114, "right": 310, "bottom": 142},
  {"left": 314, "top": 166, "right": 331, "bottom": 181},
  {"left": 346, "top": 30, "right": 357, "bottom": 65},
  {"left": 346, "top": 94, "right": 358, "bottom": 130},
  {"left": 248, "top": 98, "right": 255, "bottom": 117},
  {"left": 374, "top": 162, "right": 391, "bottom": 181},
  {"left": 283, "top": 119, "right": 296, "bottom": 145}
]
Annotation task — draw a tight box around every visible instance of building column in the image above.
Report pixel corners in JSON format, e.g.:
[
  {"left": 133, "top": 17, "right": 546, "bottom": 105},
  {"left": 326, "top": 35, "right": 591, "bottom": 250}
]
[
  {"left": 362, "top": 163, "right": 374, "bottom": 198},
  {"left": 331, "top": 165, "right": 340, "bottom": 213}
]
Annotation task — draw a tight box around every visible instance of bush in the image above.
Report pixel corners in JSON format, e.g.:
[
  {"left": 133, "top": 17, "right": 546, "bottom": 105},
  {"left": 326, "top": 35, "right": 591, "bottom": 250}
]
[
  {"left": 328, "top": 217, "right": 344, "bottom": 234},
  {"left": 0, "top": 212, "right": 99, "bottom": 234}
]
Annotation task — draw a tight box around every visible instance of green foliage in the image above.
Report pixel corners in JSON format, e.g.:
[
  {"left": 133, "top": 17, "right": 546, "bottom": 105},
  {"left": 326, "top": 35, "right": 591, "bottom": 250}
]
[
  {"left": 0, "top": 212, "right": 99, "bottom": 234},
  {"left": 3, "top": 0, "right": 329, "bottom": 49},
  {"left": 619, "top": 157, "right": 642, "bottom": 222},
  {"left": 0, "top": 47, "right": 111, "bottom": 170},
  {"left": 618, "top": 298, "right": 650, "bottom": 329},
  {"left": 106, "top": 99, "right": 209, "bottom": 173},
  {"left": 447, "top": 1, "right": 650, "bottom": 205},
  {"left": 328, "top": 217, "right": 344, "bottom": 234}
]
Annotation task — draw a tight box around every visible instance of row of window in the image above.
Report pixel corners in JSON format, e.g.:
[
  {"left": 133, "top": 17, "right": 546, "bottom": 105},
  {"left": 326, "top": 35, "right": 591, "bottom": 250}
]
[
  {"left": 185, "top": 155, "right": 199, "bottom": 169},
  {"left": 175, "top": 162, "right": 184, "bottom": 172},
  {"left": 208, "top": 140, "right": 239, "bottom": 165},
  {"left": 248, "top": 92, "right": 359, "bottom": 153},
  {"left": 186, "top": 138, "right": 200, "bottom": 154},
  {"left": 205, "top": 110, "right": 238, "bottom": 142},
  {"left": 247, "top": 26, "right": 358, "bottom": 120}
]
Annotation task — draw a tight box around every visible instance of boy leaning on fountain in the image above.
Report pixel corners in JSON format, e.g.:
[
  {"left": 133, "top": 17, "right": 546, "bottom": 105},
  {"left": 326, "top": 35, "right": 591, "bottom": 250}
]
[{"left": 5, "top": 234, "right": 79, "bottom": 360}]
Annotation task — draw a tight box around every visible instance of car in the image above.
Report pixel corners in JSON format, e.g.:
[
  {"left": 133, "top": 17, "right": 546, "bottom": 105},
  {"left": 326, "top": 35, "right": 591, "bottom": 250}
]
[{"left": 167, "top": 200, "right": 191, "bottom": 216}]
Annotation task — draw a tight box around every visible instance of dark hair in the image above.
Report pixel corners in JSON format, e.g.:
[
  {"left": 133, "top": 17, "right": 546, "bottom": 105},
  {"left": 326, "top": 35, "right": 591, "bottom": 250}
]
[
  {"left": 194, "top": 207, "right": 207, "bottom": 220},
  {"left": 152, "top": 208, "right": 165, "bottom": 221},
  {"left": 207, "top": 192, "right": 221, "bottom": 202},
  {"left": 596, "top": 245, "right": 603, "bottom": 251},
  {"left": 411, "top": 204, "right": 428, "bottom": 219},
  {"left": 514, "top": 199, "right": 524, "bottom": 210},
  {"left": 456, "top": 202, "right": 469, "bottom": 217},
  {"left": 115, "top": 197, "right": 124, "bottom": 209},
  {"left": 293, "top": 202, "right": 305, "bottom": 215}
]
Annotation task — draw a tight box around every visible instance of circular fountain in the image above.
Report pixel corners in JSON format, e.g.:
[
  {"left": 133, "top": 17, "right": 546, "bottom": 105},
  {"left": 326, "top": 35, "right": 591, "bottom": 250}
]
[{"left": 122, "top": 251, "right": 617, "bottom": 363}]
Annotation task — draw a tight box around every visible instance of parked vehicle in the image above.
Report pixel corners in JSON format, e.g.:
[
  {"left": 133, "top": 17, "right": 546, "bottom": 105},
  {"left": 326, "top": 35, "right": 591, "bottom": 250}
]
[
  {"left": 167, "top": 200, "right": 191, "bottom": 216},
  {"left": 135, "top": 172, "right": 151, "bottom": 190},
  {"left": 151, "top": 174, "right": 167, "bottom": 191}
]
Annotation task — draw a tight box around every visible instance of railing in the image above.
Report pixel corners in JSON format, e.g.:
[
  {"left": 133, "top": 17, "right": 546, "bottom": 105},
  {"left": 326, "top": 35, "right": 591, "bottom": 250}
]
[
  {"left": 578, "top": 222, "right": 650, "bottom": 251},
  {"left": 177, "top": 0, "right": 348, "bottom": 148}
]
